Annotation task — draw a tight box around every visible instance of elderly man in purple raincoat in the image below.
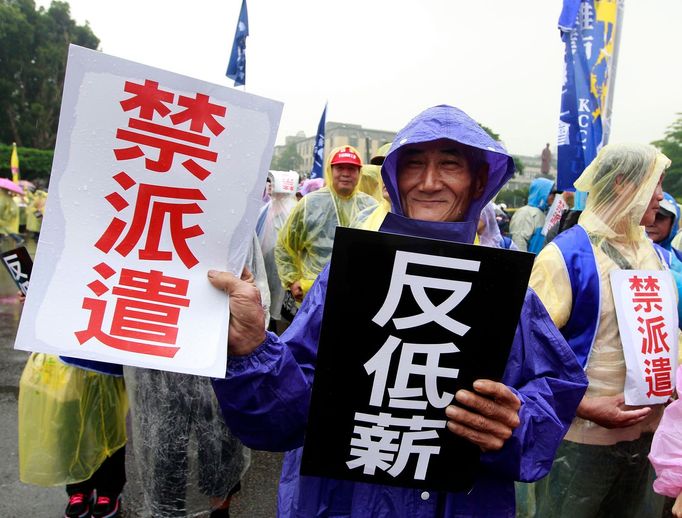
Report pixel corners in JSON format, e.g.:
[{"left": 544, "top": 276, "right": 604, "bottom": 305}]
[{"left": 208, "top": 105, "right": 588, "bottom": 518}]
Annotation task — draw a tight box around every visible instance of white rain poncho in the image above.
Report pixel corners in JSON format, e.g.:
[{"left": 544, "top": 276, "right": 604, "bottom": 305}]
[
  {"left": 124, "top": 234, "right": 270, "bottom": 517},
  {"left": 478, "top": 202, "right": 517, "bottom": 249},
  {"left": 257, "top": 170, "right": 298, "bottom": 320},
  {"left": 274, "top": 145, "right": 377, "bottom": 297}
]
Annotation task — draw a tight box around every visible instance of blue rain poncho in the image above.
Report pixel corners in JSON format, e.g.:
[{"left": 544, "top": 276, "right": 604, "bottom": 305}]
[{"left": 213, "top": 106, "right": 588, "bottom": 518}]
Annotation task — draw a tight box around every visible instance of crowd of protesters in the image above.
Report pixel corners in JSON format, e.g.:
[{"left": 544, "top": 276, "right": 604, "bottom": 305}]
[{"left": 13, "top": 104, "right": 682, "bottom": 518}]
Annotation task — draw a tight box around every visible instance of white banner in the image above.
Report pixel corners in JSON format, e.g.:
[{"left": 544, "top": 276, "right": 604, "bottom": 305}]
[
  {"left": 541, "top": 195, "right": 569, "bottom": 236},
  {"left": 611, "top": 269, "right": 678, "bottom": 405},
  {"left": 14, "top": 45, "right": 282, "bottom": 377}
]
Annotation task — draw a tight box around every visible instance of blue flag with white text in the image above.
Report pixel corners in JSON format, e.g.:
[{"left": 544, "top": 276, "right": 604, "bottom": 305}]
[
  {"left": 226, "top": 0, "right": 249, "bottom": 87},
  {"left": 309, "top": 104, "right": 327, "bottom": 180},
  {"left": 557, "top": 0, "right": 620, "bottom": 192}
]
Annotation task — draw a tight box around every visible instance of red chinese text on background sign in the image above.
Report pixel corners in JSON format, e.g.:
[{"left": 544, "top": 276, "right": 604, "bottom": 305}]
[
  {"left": 115, "top": 79, "right": 227, "bottom": 180},
  {"left": 629, "top": 274, "right": 673, "bottom": 398},
  {"left": 644, "top": 357, "right": 673, "bottom": 397},
  {"left": 95, "top": 172, "right": 206, "bottom": 269},
  {"left": 75, "top": 263, "right": 190, "bottom": 358}
]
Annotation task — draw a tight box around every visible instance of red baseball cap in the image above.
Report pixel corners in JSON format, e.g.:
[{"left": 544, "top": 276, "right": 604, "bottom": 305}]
[{"left": 330, "top": 146, "right": 362, "bottom": 167}]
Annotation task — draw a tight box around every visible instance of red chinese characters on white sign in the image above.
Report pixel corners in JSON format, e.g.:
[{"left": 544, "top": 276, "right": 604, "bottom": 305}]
[
  {"left": 629, "top": 274, "right": 673, "bottom": 398},
  {"left": 75, "top": 79, "right": 228, "bottom": 358}
]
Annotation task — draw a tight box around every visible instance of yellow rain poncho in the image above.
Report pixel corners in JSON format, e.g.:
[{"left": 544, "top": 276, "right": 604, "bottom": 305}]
[
  {"left": 275, "top": 146, "right": 377, "bottom": 297},
  {"left": 26, "top": 189, "right": 47, "bottom": 234},
  {"left": 0, "top": 189, "right": 18, "bottom": 235},
  {"left": 530, "top": 143, "right": 672, "bottom": 446},
  {"left": 357, "top": 165, "right": 384, "bottom": 203},
  {"left": 18, "top": 354, "right": 128, "bottom": 486}
]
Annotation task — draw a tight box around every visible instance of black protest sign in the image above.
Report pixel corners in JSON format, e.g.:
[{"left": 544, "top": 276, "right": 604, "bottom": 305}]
[
  {"left": 1, "top": 246, "right": 32, "bottom": 295},
  {"left": 300, "top": 227, "right": 534, "bottom": 492}
]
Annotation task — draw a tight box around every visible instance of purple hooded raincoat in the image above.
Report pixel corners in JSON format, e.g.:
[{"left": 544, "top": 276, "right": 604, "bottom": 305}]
[{"left": 213, "top": 106, "right": 588, "bottom": 518}]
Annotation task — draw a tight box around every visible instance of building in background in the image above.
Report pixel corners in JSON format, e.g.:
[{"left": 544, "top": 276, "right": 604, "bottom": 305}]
[{"left": 273, "top": 122, "right": 396, "bottom": 177}]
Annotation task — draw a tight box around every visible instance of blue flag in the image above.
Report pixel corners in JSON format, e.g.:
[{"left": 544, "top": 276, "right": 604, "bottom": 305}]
[
  {"left": 226, "top": 0, "right": 249, "bottom": 87},
  {"left": 309, "top": 104, "right": 327, "bottom": 180},
  {"left": 556, "top": 0, "right": 621, "bottom": 195}
]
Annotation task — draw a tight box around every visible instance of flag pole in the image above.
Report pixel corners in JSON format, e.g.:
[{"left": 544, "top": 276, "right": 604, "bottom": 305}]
[{"left": 601, "top": 0, "right": 624, "bottom": 146}]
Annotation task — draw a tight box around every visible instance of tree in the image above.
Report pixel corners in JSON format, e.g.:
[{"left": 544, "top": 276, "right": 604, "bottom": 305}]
[
  {"left": 479, "top": 123, "right": 523, "bottom": 176},
  {"left": 0, "top": 0, "right": 99, "bottom": 149},
  {"left": 271, "top": 143, "right": 303, "bottom": 173},
  {"left": 654, "top": 114, "right": 682, "bottom": 199}
]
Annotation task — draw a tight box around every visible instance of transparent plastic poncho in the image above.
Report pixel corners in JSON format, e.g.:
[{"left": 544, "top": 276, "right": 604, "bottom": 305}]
[
  {"left": 124, "top": 234, "right": 270, "bottom": 517},
  {"left": 575, "top": 143, "right": 671, "bottom": 247},
  {"left": 258, "top": 171, "right": 297, "bottom": 320},
  {"left": 275, "top": 145, "right": 377, "bottom": 296},
  {"left": 478, "top": 202, "right": 516, "bottom": 249}
]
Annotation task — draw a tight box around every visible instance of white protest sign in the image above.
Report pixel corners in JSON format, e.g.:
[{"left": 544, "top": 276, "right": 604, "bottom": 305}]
[
  {"left": 611, "top": 269, "right": 678, "bottom": 405},
  {"left": 14, "top": 45, "right": 282, "bottom": 377},
  {"left": 541, "top": 195, "right": 569, "bottom": 236},
  {"left": 271, "top": 170, "right": 298, "bottom": 194}
]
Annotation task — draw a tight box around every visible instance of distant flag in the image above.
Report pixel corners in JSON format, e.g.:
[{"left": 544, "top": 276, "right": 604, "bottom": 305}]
[
  {"left": 309, "top": 104, "right": 327, "bottom": 180},
  {"left": 226, "top": 0, "right": 249, "bottom": 87},
  {"left": 556, "top": 0, "right": 623, "bottom": 207},
  {"left": 10, "top": 142, "right": 20, "bottom": 183}
]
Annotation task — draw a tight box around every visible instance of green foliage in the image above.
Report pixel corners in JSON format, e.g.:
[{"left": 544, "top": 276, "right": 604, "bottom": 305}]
[
  {"left": 0, "top": 143, "right": 53, "bottom": 181},
  {"left": 479, "top": 124, "right": 500, "bottom": 142},
  {"left": 512, "top": 155, "right": 524, "bottom": 176},
  {"left": 480, "top": 123, "right": 521, "bottom": 177},
  {"left": 271, "top": 143, "right": 303, "bottom": 173},
  {"left": 654, "top": 114, "right": 682, "bottom": 199},
  {"left": 0, "top": 0, "right": 99, "bottom": 149}
]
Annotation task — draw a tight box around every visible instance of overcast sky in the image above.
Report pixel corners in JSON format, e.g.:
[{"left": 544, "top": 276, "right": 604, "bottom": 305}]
[{"left": 37, "top": 0, "right": 682, "bottom": 157}]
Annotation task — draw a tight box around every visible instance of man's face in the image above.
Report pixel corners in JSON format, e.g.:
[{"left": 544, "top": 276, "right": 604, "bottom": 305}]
[
  {"left": 331, "top": 164, "right": 360, "bottom": 196},
  {"left": 639, "top": 175, "right": 664, "bottom": 227},
  {"left": 397, "top": 139, "right": 487, "bottom": 222},
  {"left": 645, "top": 211, "right": 674, "bottom": 243}
]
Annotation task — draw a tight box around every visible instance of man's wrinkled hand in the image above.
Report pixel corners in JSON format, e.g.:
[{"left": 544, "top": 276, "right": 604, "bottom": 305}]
[
  {"left": 576, "top": 394, "right": 651, "bottom": 429},
  {"left": 208, "top": 267, "right": 266, "bottom": 357},
  {"left": 445, "top": 380, "right": 521, "bottom": 452}
]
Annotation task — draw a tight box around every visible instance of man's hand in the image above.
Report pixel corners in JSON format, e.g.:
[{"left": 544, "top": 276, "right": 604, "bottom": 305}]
[
  {"left": 445, "top": 380, "right": 521, "bottom": 452},
  {"left": 208, "top": 268, "right": 266, "bottom": 357},
  {"left": 673, "top": 493, "right": 682, "bottom": 518},
  {"left": 576, "top": 394, "right": 651, "bottom": 429},
  {"left": 290, "top": 280, "right": 304, "bottom": 302}
]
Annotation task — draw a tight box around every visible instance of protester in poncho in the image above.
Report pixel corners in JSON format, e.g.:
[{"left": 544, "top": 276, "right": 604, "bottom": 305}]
[
  {"left": 477, "top": 202, "right": 517, "bottom": 249},
  {"left": 256, "top": 170, "right": 298, "bottom": 326},
  {"left": 275, "top": 145, "right": 377, "bottom": 301},
  {"left": 530, "top": 143, "right": 673, "bottom": 517},
  {"left": 208, "top": 105, "right": 587, "bottom": 518},
  {"left": 509, "top": 177, "right": 554, "bottom": 253}
]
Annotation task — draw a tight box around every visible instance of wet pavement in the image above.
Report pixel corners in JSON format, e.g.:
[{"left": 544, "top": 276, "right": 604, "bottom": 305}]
[{"left": 0, "top": 237, "right": 282, "bottom": 517}]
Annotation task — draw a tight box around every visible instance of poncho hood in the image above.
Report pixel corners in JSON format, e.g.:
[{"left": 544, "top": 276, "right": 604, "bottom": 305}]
[{"left": 380, "top": 105, "right": 515, "bottom": 243}]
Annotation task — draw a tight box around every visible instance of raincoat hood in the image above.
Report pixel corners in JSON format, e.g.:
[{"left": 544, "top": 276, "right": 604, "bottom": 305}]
[
  {"left": 658, "top": 191, "right": 680, "bottom": 250},
  {"left": 297, "top": 178, "right": 324, "bottom": 197},
  {"left": 479, "top": 202, "right": 510, "bottom": 248},
  {"left": 527, "top": 177, "right": 554, "bottom": 211},
  {"left": 576, "top": 143, "right": 670, "bottom": 244},
  {"left": 379, "top": 105, "right": 515, "bottom": 243},
  {"left": 358, "top": 164, "right": 385, "bottom": 203}
]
